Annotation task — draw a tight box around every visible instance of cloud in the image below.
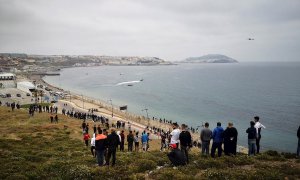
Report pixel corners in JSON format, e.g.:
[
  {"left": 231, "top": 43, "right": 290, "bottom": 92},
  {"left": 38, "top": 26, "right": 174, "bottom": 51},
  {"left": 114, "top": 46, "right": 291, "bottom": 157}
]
[{"left": 0, "top": 0, "right": 299, "bottom": 61}]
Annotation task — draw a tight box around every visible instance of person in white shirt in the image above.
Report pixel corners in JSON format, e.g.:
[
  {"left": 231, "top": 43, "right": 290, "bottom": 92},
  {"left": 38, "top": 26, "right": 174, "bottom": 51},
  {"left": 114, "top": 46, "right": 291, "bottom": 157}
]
[
  {"left": 170, "top": 123, "right": 181, "bottom": 148},
  {"left": 254, "top": 116, "right": 266, "bottom": 154},
  {"left": 91, "top": 133, "right": 96, "bottom": 157}
]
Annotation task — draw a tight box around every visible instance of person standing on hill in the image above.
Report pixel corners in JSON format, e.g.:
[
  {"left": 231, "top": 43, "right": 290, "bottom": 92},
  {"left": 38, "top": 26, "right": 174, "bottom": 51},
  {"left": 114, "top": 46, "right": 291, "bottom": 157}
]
[
  {"left": 54, "top": 115, "right": 58, "bottom": 123},
  {"left": 200, "top": 122, "right": 212, "bottom": 155},
  {"left": 223, "top": 122, "right": 238, "bottom": 156},
  {"left": 141, "top": 132, "right": 149, "bottom": 151},
  {"left": 127, "top": 130, "right": 134, "bottom": 152},
  {"left": 91, "top": 133, "right": 96, "bottom": 157},
  {"left": 179, "top": 124, "right": 192, "bottom": 164},
  {"left": 82, "top": 120, "right": 86, "bottom": 133},
  {"left": 170, "top": 123, "right": 181, "bottom": 148},
  {"left": 105, "top": 128, "right": 120, "bottom": 166},
  {"left": 254, "top": 116, "right": 266, "bottom": 154},
  {"left": 120, "top": 130, "right": 125, "bottom": 151},
  {"left": 160, "top": 132, "right": 167, "bottom": 151},
  {"left": 83, "top": 133, "right": 90, "bottom": 147},
  {"left": 95, "top": 130, "right": 107, "bottom": 166},
  {"left": 297, "top": 125, "right": 300, "bottom": 158},
  {"left": 211, "top": 122, "right": 224, "bottom": 158},
  {"left": 134, "top": 132, "right": 140, "bottom": 152},
  {"left": 246, "top": 121, "right": 257, "bottom": 156}
]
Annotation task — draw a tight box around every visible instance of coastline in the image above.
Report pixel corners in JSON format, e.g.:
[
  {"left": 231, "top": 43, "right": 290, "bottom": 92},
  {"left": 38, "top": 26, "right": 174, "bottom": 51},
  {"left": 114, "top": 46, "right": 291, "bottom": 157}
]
[{"left": 31, "top": 73, "right": 248, "bottom": 153}]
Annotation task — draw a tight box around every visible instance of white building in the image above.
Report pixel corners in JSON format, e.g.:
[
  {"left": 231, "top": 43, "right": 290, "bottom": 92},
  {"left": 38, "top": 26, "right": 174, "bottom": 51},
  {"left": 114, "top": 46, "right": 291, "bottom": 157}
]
[
  {"left": 0, "top": 73, "right": 16, "bottom": 88},
  {"left": 17, "top": 81, "right": 36, "bottom": 94},
  {"left": 0, "top": 73, "right": 15, "bottom": 80}
]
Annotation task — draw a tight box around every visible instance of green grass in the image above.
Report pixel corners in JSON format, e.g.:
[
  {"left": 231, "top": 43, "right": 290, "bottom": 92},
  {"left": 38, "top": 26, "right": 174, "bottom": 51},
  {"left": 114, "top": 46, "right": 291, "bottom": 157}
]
[
  {"left": 0, "top": 106, "right": 299, "bottom": 180},
  {"left": 20, "top": 102, "right": 52, "bottom": 108}
]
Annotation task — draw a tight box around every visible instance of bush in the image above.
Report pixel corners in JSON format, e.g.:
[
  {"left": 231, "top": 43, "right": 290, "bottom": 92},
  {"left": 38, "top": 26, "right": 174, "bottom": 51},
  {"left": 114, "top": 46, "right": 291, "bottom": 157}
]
[
  {"left": 264, "top": 150, "right": 280, "bottom": 157},
  {"left": 281, "top": 152, "right": 297, "bottom": 159},
  {"left": 135, "top": 159, "right": 157, "bottom": 173}
]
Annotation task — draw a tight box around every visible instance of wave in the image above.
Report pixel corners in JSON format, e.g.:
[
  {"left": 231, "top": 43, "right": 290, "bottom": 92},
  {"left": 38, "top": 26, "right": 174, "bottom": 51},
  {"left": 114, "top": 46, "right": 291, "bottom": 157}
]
[{"left": 116, "top": 80, "right": 141, "bottom": 86}]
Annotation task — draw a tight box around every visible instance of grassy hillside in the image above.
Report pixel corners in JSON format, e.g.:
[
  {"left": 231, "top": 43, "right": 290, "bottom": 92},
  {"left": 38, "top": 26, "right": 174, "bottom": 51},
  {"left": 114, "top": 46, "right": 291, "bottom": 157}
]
[{"left": 0, "top": 106, "right": 299, "bottom": 180}]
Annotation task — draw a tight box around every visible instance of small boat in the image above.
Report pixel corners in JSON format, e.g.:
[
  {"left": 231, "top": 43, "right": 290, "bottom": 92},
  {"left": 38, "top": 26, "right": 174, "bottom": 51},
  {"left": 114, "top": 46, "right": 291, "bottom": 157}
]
[{"left": 127, "top": 84, "right": 133, "bottom": 86}]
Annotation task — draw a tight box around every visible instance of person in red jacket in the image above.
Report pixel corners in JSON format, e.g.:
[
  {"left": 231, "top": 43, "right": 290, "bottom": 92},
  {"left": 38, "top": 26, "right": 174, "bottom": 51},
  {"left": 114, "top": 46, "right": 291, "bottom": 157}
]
[
  {"left": 83, "top": 133, "right": 90, "bottom": 147},
  {"left": 95, "top": 130, "right": 107, "bottom": 166}
]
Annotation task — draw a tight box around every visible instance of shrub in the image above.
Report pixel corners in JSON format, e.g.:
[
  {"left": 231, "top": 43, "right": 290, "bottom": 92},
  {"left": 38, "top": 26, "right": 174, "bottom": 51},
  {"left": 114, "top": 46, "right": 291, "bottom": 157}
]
[
  {"left": 135, "top": 159, "right": 157, "bottom": 173},
  {"left": 264, "top": 150, "right": 280, "bottom": 157}
]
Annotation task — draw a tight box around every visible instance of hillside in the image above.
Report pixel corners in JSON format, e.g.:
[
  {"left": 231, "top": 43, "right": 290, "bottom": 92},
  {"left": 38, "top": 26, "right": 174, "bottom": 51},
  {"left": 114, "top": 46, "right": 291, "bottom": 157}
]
[
  {"left": 0, "top": 106, "right": 299, "bottom": 179},
  {"left": 182, "top": 54, "right": 238, "bottom": 63}
]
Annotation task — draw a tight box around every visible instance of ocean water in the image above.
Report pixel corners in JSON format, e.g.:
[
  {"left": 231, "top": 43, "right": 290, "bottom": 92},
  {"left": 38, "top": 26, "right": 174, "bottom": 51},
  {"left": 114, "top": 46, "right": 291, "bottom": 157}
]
[{"left": 44, "top": 62, "right": 300, "bottom": 152}]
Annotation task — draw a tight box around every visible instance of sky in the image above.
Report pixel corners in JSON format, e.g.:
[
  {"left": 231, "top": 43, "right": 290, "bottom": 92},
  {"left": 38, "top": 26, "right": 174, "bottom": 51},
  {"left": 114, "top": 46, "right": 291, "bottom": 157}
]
[{"left": 0, "top": 0, "right": 300, "bottom": 62}]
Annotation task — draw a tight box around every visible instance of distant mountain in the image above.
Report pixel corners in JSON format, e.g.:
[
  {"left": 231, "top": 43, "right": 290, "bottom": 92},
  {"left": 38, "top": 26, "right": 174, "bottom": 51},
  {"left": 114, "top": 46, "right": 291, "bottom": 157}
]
[{"left": 182, "top": 54, "right": 238, "bottom": 63}]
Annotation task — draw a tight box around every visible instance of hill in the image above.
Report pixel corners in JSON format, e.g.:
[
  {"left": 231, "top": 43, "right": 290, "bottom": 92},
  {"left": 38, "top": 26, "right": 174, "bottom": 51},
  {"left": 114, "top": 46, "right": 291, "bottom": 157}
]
[
  {"left": 182, "top": 54, "right": 238, "bottom": 63},
  {"left": 0, "top": 106, "right": 299, "bottom": 179}
]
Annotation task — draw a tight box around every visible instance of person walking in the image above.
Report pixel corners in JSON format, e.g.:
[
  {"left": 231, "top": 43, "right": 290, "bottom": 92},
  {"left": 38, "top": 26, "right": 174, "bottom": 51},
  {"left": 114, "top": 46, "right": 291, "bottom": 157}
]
[
  {"left": 83, "top": 132, "right": 90, "bottom": 147},
  {"left": 223, "top": 122, "right": 238, "bottom": 156},
  {"left": 105, "top": 128, "right": 120, "bottom": 166},
  {"left": 95, "top": 130, "right": 107, "bottom": 166},
  {"left": 91, "top": 133, "right": 96, "bottom": 157},
  {"left": 200, "top": 122, "right": 212, "bottom": 155},
  {"left": 254, "top": 116, "right": 266, "bottom": 154},
  {"left": 246, "top": 121, "right": 257, "bottom": 156},
  {"left": 211, "top": 122, "right": 224, "bottom": 158},
  {"left": 127, "top": 130, "right": 134, "bottom": 152},
  {"left": 179, "top": 124, "right": 192, "bottom": 164},
  {"left": 297, "top": 125, "right": 300, "bottom": 158}
]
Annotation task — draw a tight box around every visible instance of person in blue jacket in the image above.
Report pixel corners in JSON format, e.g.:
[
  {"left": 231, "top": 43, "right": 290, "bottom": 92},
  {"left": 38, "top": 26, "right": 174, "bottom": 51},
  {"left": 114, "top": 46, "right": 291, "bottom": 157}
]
[
  {"left": 141, "top": 131, "right": 149, "bottom": 151},
  {"left": 211, "top": 122, "right": 224, "bottom": 158}
]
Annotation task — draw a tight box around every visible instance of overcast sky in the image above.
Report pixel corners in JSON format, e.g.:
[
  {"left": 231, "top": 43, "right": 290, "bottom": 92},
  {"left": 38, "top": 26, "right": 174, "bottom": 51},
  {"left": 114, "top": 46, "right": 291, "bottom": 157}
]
[{"left": 0, "top": 0, "right": 299, "bottom": 62}]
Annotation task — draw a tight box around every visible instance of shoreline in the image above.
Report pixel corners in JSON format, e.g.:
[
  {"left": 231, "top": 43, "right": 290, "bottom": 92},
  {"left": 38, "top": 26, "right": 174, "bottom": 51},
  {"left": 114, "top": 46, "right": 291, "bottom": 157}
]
[{"left": 31, "top": 73, "right": 248, "bottom": 153}]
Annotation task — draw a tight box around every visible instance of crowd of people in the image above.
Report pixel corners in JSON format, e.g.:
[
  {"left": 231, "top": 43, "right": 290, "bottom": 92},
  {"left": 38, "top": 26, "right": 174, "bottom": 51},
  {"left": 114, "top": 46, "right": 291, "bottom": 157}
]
[{"left": 1, "top": 100, "right": 299, "bottom": 167}]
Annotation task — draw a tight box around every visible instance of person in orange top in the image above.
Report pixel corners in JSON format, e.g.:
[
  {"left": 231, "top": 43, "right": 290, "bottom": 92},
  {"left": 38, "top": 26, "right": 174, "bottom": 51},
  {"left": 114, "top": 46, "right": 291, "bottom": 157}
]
[
  {"left": 83, "top": 133, "right": 90, "bottom": 147},
  {"left": 95, "top": 130, "right": 107, "bottom": 166}
]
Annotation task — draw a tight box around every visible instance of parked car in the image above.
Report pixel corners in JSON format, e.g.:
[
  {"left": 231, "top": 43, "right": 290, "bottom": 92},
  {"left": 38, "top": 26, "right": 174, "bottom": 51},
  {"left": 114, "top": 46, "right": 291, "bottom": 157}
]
[
  {"left": 0, "top": 93, "right": 6, "bottom": 98},
  {"left": 45, "top": 87, "right": 52, "bottom": 91},
  {"left": 6, "top": 93, "right": 11, "bottom": 97},
  {"left": 26, "top": 93, "right": 31, "bottom": 96},
  {"left": 16, "top": 94, "right": 21, "bottom": 97}
]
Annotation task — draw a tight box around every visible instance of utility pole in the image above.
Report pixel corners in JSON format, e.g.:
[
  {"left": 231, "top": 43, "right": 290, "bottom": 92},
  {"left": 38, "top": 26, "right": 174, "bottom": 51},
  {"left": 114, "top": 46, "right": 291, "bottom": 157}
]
[
  {"left": 109, "top": 99, "right": 113, "bottom": 117},
  {"left": 82, "top": 94, "right": 84, "bottom": 109},
  {"left": 142, "top": 108, "right": 149, "bottom": 127}
]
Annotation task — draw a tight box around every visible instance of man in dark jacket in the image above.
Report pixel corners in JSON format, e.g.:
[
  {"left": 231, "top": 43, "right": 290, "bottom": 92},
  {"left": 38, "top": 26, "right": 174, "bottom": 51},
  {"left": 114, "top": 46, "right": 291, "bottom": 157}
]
[
  {"left": 120, "top": 130, "right": 125, "bottom": 151},
  {"left": 179, "top": 124, "right": 192, "bottom": 164},
  {"left": 246, "top": 121, "right": 257, "bottom": 156},
  {"left": 105, "top": 128, "right": 120, "bottom": 166},
  {"left": 95, "top": 130, "right": 107, "bottom": 166},
  {"left": 223, "top": 122, "right": 238, "bottom": 156},
  {"left": 297, "top": 126, "right": 300, "bottom": 157},
  {"left": 167, "top": 144, "right": 186, "bottom": 166},
  {"left": 127, "top": 130, "right": 134, "bottom": 152}
]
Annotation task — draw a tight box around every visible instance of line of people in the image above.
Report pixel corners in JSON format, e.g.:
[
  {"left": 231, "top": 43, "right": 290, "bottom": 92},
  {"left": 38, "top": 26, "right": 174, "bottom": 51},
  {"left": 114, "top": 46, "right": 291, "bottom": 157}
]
[{"left": 199, "top": 116, "right": 265, "bottom": 157}]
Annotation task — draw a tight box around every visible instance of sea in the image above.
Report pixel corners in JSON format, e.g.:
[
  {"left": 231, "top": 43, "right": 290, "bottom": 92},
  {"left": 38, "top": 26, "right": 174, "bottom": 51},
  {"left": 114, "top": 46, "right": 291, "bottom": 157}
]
[{"left": 43, "top": 62, "right": 300, "bottom": 152}]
